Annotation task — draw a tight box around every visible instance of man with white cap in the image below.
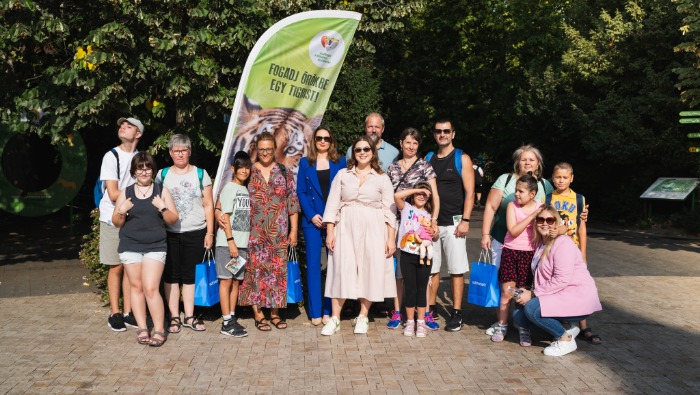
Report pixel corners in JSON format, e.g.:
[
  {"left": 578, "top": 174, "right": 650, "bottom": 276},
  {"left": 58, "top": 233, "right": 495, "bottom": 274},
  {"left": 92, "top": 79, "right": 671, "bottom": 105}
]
[{"left": 99, "top": 117, "right": 144, "bottom": 331}]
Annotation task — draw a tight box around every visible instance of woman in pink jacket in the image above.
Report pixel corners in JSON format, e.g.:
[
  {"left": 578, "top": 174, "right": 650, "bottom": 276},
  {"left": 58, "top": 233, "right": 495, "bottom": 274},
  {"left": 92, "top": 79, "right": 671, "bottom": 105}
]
[{"left": 513, "top": 206, "right": 602, "bottom": 356}]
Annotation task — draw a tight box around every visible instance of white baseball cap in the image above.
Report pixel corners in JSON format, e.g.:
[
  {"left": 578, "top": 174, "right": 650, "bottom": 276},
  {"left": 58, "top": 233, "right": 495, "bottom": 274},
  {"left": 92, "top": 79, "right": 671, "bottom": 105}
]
[{"left": 117, "top": 117, "right": 145, "bottom": 134}]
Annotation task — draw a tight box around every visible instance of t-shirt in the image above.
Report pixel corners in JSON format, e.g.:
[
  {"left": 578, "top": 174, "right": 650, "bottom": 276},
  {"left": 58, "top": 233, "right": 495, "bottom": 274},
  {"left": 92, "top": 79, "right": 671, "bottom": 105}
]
[
  {"left": 387, "top": 158, "right": 437, "bottom": 192},
  {"left": 490, "top": 173, "right": 553, "bottom": 244},
  {"left": 155, "top": 166, "right": 212, "bottom": 233},
  {"left": 397, "top": 202, "right": 432, "bottom": 255},
  {"left": 98, "top": 147, "right": 138, "bottom": 224},
  {"left": 543, "top": 189, "right": 586, "bottom": 247},
  {"left": 215, "top": 182, "right": 250, "bottom": 248}
]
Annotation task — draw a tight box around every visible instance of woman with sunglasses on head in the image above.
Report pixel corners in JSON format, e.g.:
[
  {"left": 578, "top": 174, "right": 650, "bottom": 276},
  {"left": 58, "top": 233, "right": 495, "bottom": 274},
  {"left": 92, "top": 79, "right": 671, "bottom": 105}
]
[
  {"left": 512, "top": 206, "right": 602, "bottom": 356},
  {"left": 296, "top": 126, "right": 347, "bottom": 326},
  {"left": 112, "top": 152, "right": 179, "bottom": 347},
  {"left": 320, "top": 136, "right": 397, "bottom": 336},
  {"left": 238, "top": 132, "right": 300, "bottom": 331},
  {"left": 386, "top": 127, "right": 440, "bottom": 330}
]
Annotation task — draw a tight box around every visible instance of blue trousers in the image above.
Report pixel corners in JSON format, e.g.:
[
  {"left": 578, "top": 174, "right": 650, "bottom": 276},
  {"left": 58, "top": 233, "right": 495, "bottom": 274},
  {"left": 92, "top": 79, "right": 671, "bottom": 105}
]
[
  {"left": 303, "top": 227, "right": 332, "bottom": 318},
  {"left": 513, "top": 297, "right": 590, "bottom": 338}
]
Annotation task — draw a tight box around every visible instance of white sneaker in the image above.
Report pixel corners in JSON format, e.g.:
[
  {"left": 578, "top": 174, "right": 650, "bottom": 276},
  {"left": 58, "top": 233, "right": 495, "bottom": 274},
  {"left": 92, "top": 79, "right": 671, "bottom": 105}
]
[
  {"left": 566, "top": 323, "right": 580, "bottom": 339},
  {"left": 485, "top": 322, "right": 500, "bottom": 336},
  {"left": 321, "top": 316, "right": 340, "bottom": 336},
  {"left": 353, "top": 315, "right": 369, "bottom": 334},
  {"left": 403, "top": 320, "right": 415, "bottom": 337},
  {"left": 544, "top": 338, "right": 578, "bottom": 356}
]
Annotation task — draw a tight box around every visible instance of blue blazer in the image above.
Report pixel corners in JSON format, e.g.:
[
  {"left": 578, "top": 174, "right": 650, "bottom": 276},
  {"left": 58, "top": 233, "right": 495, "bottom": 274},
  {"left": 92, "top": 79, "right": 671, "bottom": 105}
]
[{"left": 296, "top": 156, "right": 347, "bottom": 229}]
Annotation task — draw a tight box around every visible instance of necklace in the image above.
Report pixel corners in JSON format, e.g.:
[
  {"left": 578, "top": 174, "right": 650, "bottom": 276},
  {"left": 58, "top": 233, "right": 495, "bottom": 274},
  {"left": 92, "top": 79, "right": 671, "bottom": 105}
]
[{"left": 135, "top": 183, "right": 152, "bottom": 198}]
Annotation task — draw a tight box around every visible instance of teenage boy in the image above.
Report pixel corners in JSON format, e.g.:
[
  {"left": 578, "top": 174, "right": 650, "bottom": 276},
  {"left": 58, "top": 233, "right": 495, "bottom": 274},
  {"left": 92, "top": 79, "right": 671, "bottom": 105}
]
[{"left": 99, "top": 117, "right": 143, "bottom": 331}]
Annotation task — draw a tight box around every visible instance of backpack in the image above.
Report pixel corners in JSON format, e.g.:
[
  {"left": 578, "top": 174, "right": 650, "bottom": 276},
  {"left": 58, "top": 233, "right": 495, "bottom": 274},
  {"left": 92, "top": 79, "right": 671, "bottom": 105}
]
[
  {"left": 545, "top": 192, "right": 585, "bottom": 228},
  {"left": 93, "top": 149, "right": 119, "bottom": 207},
  {"left": 160, "top": 166, "right": 204, "bottom": 190},
  {"left": 425, "top": 148, "right": 463, "bottom": 176}
]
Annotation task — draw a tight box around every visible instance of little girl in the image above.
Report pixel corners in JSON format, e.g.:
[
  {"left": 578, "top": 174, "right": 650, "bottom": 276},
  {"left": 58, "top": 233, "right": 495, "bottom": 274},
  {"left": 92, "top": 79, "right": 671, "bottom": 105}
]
[
  {"left": 215, "top": 151, "right": 252, "bottom": 338},
  {"left": 394, "top": 181, "right": 435, "bottom": 338},
  {"left": 490, "top": 174, "right": 544, "bottom": 344}
]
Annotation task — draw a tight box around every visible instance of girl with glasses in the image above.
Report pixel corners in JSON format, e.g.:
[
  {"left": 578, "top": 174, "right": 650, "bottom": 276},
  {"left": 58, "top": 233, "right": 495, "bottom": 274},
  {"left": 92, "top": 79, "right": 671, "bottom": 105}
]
[{"left": 296, "top": 126, "right": 347, "bottom": 326}]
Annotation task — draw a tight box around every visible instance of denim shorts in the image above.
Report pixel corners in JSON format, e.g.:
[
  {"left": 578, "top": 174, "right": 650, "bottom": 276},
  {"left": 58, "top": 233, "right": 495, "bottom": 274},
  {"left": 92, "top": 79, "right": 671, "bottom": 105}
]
[{"left": 119, "top": 251, "right": 167, "bottom": 265}]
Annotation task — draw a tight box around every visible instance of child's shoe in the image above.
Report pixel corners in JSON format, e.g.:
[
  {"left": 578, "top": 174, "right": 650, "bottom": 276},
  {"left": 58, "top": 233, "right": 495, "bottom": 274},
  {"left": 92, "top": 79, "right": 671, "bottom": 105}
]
[
  {"left": 403, "top": 320, "right": 415, "bottom": 337},
  {"left": 386, "top": 310, "right": 402, "bottom": 329},
  {"left": 416, "top": 321, "right": 428, "bottom": 338},
  {"left": 424, "top": 311, "right": 440, "bottom": 331},
  {"left": 491, "top": 324, "right": 508, "bottom": 342}
]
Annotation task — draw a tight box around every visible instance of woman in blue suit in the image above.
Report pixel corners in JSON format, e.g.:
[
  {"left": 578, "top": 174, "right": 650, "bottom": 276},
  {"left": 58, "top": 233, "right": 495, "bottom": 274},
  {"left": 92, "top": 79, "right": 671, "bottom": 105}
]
[{"left": 297, "top": 126, "right": 347, "bottom": 326}]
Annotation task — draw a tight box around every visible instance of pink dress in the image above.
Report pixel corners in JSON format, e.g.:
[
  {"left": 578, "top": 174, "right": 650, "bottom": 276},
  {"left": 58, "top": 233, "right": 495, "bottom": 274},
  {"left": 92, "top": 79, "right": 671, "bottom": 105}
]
[{"left": 322, "top": 168, "right": 397, "bottom": 302}]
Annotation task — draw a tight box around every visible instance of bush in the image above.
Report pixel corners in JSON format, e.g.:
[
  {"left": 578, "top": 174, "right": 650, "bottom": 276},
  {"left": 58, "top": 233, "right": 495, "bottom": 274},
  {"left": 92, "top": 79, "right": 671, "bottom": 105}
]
[{"left": 79, "top": 208, "right": 109, "bottom": 302}]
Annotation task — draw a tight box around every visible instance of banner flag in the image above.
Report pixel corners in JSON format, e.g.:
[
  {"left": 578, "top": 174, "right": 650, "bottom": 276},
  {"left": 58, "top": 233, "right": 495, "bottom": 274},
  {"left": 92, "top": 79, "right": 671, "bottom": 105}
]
[{"left": 213, "top": 10, "right": 362, "bottom": 199}]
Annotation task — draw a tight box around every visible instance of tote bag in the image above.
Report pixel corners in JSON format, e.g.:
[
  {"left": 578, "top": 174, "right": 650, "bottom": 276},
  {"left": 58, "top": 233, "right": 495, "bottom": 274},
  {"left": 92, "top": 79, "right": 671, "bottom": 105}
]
[
  {"left": 194, "top": 249, "right": 220, "bottom": 307},
  {"left": 286, "top": 247, "right": 303, "bottom": 304},
  {"left": 467, "top": 249, "right": 500, "bottom": 308}
]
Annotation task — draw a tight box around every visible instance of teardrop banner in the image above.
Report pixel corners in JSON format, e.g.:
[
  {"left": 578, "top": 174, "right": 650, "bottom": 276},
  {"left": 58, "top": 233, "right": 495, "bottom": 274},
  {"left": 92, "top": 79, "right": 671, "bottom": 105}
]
[
  {"left": 213, "top": 10, "right": 361, "bottom": 202},
  {"left": 688, "top": 133, "right": 700, "bottom": 139}
]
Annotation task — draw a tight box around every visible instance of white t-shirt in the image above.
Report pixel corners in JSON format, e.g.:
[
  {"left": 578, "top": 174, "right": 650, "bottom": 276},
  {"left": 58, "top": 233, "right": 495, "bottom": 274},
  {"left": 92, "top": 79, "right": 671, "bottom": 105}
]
[
  {"left": 98, "top": 147, "right": 138, "bottom": 224},
  {"left": 155, "top": 166, "right": 212, "bottom": 233},
  {"left": 215, "top": 182, "right": 250, "bottom": 248}
]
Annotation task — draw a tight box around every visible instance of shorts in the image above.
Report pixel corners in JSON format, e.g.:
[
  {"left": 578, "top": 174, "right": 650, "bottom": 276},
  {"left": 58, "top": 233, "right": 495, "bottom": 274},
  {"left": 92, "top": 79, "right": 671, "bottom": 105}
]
[
  {"left": 163, "top": 228, "right": 206, "bottom": 285},
  {"left": 119, "top": 251, "right": 167, "bottom": 265},
  {"left": 100, "top": 222, "right": 121, "bottom": 265},
  {"left": 431, "top": 225, "right": 469, "bottom": 275},
  {"left": 215, "top": 246, "right": 247, "bottom": 280},
  {"left": 497, "top": 247, "right": 535, "bottom": 288}
]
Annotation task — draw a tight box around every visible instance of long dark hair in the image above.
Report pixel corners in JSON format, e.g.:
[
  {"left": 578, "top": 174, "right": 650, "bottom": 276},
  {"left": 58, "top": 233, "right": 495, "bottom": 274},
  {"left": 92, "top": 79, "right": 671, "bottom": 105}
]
[
  {"left": 347, "top": 135, "right": 383, "bottom": 174},
  {"left": 307, "top": 125, "right": 340, "bottom": 166}
]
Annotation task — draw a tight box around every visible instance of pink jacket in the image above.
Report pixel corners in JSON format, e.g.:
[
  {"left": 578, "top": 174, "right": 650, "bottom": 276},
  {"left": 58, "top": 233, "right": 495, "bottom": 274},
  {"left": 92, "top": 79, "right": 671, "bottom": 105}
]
[{"left": 534, "top": 236, "right": 602, "bottom": 317}]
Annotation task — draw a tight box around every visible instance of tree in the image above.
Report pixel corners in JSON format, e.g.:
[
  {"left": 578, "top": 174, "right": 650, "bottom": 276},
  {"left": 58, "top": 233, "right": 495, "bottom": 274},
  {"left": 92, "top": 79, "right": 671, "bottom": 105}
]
[{"left": 674, "top": 0, "right": 700, "bottom": 108}]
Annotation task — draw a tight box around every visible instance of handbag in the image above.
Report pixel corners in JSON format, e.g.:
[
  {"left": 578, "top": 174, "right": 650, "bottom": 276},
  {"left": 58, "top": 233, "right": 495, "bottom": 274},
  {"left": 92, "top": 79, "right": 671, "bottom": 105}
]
[
  {"left": 286, "top": 247, "right": 303, "bottom": 304},
  {"left": 467, "top": 249, "right": 501, "bottom": 308},
  {"left": 194, "top": 249, "right": 220, "bottom": 307}
]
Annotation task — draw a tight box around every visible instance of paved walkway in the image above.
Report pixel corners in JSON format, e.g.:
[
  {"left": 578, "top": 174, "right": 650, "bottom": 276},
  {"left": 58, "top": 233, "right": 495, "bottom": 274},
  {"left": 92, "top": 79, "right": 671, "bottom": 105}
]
[{"left": 1, "top": 210, "right": 699, "bottom": 394}]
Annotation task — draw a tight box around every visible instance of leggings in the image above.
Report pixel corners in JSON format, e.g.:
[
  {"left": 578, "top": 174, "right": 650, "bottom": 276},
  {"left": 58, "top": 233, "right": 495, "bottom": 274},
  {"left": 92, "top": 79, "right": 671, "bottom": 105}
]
[{"left": 400, "top": 251, "right": 431, "bottom": 308}]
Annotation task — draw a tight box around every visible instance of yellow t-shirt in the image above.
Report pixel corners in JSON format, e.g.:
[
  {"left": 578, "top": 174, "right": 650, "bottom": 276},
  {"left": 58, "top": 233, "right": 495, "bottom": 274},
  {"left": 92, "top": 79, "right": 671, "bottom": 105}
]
[{"left": 543, "top": 189, "right": 585, "bottom": 246}]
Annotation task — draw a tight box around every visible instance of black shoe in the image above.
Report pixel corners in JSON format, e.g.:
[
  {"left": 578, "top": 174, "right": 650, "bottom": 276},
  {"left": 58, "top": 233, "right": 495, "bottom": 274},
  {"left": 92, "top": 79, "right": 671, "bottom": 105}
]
[
  {"left": 123, "top": 313, "right": 138, "bottom": 328},
  {"left": 444, "top": 311, "right": 463, "bottom": 332},
  {"left": 108, "top": 313, "right": 126, "bottom": 332},
  {"left": 221, "top": 317, "right": 248, "bottom": 338}
]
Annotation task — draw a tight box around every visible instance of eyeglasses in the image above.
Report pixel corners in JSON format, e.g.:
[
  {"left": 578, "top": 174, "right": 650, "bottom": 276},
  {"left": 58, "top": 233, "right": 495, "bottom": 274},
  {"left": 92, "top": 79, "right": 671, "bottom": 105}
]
[
  {"left": 434, "top": 129, "right": 452, "bottom": 135},
  {"left": 257, "top": 148, "right": 274, "bottom": 153},
  {"left": 535, "top": 217, "right": 556, "bottom": 225},
  {"left": 354, "top": 147, "right": 371, "bottom": 153},
  {"left": 171, "top": 149, "right": 190, "bottom": 155},
  {"left": 315, "top": 136, "right": 332, "bottom": 143},
  {"left": 135, "top": 168, "right": 153, "bottom": 174}
]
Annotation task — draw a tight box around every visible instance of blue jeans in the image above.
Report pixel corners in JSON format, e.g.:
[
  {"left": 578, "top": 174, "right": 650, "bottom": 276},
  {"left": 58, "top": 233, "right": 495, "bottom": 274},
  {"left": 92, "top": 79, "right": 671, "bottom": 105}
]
[{"left": 513, "top": 297, "right": 590, "bottom": 338}]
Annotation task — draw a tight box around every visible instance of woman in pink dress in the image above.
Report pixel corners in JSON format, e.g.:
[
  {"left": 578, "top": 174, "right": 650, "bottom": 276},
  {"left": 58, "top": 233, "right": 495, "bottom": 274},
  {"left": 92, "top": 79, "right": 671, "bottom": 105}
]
[{"left": 320, "top": 136, "right": 397, "bottom": 336}]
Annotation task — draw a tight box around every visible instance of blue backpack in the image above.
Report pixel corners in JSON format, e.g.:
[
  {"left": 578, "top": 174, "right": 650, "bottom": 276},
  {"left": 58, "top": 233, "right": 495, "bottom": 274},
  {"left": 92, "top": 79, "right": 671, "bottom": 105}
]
[
  {"left": 93, "top": 149, "right": 119, "bottom": 207},
  {"left": 160, "top": 166, "right": 204, "bottom": 190},
  {"left": 545, "top": 192, "right": 585, "bottom": 228},
  {"left": 425, "top": 148, "right": 463, "bottom": 176}
]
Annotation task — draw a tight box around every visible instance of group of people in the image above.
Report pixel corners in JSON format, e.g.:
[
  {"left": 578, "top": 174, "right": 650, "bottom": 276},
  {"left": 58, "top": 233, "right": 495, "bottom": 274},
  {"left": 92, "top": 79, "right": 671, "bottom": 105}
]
[{"left": 99, "top": 113, "right": 602, "bottom": 356}]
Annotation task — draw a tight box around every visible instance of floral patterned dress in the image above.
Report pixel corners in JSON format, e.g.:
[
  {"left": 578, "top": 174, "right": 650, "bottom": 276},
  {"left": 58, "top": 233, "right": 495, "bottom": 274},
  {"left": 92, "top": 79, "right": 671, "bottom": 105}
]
[{"left": 239, "top": 163, "right": 300, "bottom": 308}]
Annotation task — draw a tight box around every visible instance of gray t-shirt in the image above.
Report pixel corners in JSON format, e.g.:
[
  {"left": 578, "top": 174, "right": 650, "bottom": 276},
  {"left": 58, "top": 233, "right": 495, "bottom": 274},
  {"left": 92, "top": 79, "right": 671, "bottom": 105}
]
[
  {"left": 155, "top": 166, "right": 212, "bottom": 233},
  {"left": 215, "top": 182, "right": 250, "bottom": 248}
]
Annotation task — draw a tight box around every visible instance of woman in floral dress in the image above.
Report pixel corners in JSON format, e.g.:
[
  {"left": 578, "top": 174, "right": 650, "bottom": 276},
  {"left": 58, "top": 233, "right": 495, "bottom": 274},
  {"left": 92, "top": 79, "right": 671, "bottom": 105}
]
[{"left": 238, "top": 132, "right": 300, "bottom": 331}]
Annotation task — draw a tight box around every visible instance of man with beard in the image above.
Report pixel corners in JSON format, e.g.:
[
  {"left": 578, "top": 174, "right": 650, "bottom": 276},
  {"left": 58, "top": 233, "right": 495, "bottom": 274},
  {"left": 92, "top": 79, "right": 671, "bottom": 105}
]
[{"left": 346, "top": 113, "right": 399, "bottom": 172}]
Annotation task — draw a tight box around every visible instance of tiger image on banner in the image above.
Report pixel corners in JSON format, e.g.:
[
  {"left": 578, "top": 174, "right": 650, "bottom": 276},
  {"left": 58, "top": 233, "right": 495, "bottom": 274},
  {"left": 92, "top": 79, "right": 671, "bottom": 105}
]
[{"left": 229, "top": 95, "right": 322, "bottom": 177}]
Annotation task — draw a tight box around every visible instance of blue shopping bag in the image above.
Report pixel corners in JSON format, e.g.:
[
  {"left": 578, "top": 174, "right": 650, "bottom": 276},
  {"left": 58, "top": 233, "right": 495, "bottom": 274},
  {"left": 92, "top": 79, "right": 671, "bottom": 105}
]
[
  {"left": 194, "top": 249, "right": 220, "bottom": 307},
  {"left": 467, "top": 249, "right": 500, "bottom": 308},
  {"left": 287, "top": 248, "right": 303, "bottom": 304}
]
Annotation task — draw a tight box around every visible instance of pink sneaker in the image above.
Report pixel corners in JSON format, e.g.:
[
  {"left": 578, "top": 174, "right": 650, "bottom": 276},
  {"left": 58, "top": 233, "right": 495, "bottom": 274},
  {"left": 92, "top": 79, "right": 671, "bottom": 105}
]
[
  {"left": 403, "top": 320, "right": 415, "bottom": 337},
  {"left": 416, "top": 322, "right": 428, "bottom": 338}
]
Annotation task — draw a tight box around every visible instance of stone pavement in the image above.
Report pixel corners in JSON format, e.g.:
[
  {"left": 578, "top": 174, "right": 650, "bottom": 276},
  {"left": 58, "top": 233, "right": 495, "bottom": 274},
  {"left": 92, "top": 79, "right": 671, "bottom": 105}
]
[{"left": 1, "top": 210, "right": 699, "bottom": 394}]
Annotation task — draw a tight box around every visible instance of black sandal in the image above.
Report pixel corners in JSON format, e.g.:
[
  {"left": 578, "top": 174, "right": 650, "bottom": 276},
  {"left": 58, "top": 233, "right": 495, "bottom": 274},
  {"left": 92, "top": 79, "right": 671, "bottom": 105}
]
[
  {"left": 183, "top": 316, "right": 206, "bottom": 332},
  {"left": 581, "top": 328, "right": 602, "bottom": 345},
  {"left": 270, "top": 316, "right": 287, "bottom": 330},
  {"left": 255, "top": 318, "right": 271, "bottom": 331},
  {"left": 167, "top": 317, "right": 182, "bottom": 333}
]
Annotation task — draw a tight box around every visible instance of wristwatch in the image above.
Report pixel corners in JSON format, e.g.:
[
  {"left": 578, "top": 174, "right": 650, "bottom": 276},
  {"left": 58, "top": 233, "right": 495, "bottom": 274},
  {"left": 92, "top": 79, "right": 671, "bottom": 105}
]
[
  {"left": 160, "top": 207, "right": 167, "bottom": 213},
  {"left": 461, "top": 217, "right": 470, "bottom": 222}
]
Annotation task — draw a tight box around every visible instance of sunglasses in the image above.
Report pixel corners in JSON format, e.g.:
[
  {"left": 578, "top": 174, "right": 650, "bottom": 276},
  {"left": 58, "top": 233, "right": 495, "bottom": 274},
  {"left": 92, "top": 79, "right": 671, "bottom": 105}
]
[
  {"left": 315, "top": 136, "right": 332, "bottom": 143},
  {"left": 354, "top": 147, "right": 371, "bottom": 153},
  {"left": 434, "top": 128, "right": 452, "bottom": 135},
  {"left": 535, "top": 217, "right": 556, "bottom": 225}
]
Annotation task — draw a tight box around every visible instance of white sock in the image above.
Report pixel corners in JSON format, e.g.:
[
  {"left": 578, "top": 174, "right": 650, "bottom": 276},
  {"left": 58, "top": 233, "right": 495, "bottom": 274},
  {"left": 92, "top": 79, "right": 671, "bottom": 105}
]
[
  {"left": 230, "top": 312, "right": 236, "bottom": 317},
  {"left": 223, "top": 314, "right": 232, "bottom": 322},
  {"left": 417, "top": 320, "right": 425, "bottom": 324}
]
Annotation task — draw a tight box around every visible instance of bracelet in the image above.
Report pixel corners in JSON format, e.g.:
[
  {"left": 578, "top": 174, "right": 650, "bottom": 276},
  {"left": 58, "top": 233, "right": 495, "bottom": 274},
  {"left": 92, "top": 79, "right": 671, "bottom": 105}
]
[
  {"left": 215, "top": 207, "right": 221, "bottom": 211},
  {"left": 461, "top": 217, "right": 470, "bottom": 222},
  {"left": 206, "top": 233, "right": 214, "bottom": 237},
  {"left": 226, "top": 237, "right": 234, "bottom": 241}
]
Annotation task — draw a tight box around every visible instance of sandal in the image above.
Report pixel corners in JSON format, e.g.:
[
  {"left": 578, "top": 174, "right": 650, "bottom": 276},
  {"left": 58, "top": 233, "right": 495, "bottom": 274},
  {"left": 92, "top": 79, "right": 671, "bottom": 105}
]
[
  {"left": 136, "top": 328, "right": 150, "bottom": 345},
  {"left": 149, "top": 331, "right": 167, "bottom": 347},
  {"left": 270, "top": 316, "right": 287, "bottom": 330},
  {"left": 254, "top": 318, "right": 271, "bottom": 332},
  {"left": 581, "top": 328, "right": 602, "bottom": 345},
  {"left": 167, "top": 317, "right": 182, "bottom": 334},
  {"left": 183, "top": 316, "right": 206, "bottom": 332}
]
